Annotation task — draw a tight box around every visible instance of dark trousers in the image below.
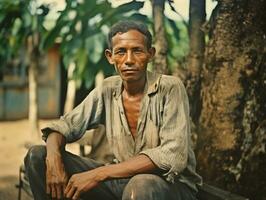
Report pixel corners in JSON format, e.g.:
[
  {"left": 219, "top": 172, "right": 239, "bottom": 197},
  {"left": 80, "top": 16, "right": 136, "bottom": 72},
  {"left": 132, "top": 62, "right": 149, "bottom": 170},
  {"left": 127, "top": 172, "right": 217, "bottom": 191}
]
[{"left": 24, "top": 145, "right": 197, "bottom": 200}]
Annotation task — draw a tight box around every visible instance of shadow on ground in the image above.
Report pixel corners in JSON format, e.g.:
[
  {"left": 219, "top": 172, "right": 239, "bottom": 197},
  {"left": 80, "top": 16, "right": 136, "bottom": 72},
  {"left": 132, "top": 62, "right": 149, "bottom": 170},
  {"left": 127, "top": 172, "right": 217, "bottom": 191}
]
[{"left": 0, "top": 175, "right": 32, "bottom": 200}]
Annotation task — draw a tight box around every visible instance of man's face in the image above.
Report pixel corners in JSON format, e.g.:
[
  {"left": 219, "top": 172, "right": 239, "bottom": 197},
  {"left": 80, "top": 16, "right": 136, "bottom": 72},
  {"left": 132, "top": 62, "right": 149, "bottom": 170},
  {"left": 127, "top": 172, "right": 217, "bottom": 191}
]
[{"left": 105, "top": 30, "right": 155, "bottom": 83}]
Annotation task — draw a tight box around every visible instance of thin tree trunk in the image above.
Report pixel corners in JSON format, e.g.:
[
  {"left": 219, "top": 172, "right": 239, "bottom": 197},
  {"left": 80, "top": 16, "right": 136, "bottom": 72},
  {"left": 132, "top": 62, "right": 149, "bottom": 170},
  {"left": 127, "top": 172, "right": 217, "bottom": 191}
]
[
  {"left": 187, "top": 0, "right": 206, "bottom": 123},
  {"left": 197, "top": 0, "right": 266, "bottom": 199},
  {"left": 152, "top": 0, "right": 168, "bottom": 74},
  {"left": 28, "top": 34, "right": 39, "bottom": 138},
  {"left": 28, "top": 2, "right": 40, "bottom": 139},
  {"left": 64, "top": 62, "right": 76, "bottom": 114}
]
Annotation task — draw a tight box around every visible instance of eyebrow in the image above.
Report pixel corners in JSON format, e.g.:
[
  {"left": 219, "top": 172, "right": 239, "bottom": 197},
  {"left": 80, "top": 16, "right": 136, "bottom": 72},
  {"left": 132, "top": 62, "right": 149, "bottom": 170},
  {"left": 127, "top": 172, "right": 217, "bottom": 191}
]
[{"left": 113, "top": 45, "right": 145, "bottom": 50}]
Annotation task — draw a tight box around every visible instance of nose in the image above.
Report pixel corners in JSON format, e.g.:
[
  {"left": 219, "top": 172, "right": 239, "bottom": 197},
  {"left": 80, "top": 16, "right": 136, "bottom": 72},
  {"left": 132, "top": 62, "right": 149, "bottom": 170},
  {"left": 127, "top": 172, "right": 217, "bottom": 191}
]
[{"left": 125, "top": 51, "right": 134, "bottom": 66}]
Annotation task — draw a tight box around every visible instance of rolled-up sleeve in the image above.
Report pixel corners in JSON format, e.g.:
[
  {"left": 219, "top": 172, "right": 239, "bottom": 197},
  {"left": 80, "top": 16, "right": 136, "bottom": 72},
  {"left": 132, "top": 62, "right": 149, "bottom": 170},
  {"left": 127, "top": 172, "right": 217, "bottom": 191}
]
[
  {"left": 140, "top": 78, "right": 190, "bottom": 181},
  {"left": 41, "top": 86, "right": 104, "bottom": 143}
]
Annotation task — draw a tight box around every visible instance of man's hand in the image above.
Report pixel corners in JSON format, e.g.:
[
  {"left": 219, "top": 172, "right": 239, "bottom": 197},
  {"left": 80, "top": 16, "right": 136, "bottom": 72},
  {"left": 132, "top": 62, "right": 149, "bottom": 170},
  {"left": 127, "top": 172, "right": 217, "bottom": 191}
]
[
  {"left": 46, "top": 152, "right": 68, "bottom": 199},
  {"left": 45, "top": 132, "right": 67, "bottom": 199},
  {"left": 64, "top": 169, "right": 105, "bottom": 200},
  {"left": 63, "top": 154, "right": 157, "bottom": 199}
]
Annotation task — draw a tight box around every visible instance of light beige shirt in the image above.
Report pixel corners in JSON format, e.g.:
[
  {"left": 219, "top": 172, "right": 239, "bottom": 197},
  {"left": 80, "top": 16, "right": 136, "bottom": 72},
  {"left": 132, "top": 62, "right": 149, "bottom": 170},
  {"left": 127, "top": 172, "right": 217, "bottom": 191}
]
[{"left": 42, "top": 71, "right": 202, "bottom": 191}]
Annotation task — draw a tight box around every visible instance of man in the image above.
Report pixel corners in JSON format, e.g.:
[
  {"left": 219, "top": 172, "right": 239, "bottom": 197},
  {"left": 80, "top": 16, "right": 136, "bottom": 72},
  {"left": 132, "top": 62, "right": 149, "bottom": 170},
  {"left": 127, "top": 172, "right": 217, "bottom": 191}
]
[{"left": 25, "top": 20, "right": 202, "bottom": 200}]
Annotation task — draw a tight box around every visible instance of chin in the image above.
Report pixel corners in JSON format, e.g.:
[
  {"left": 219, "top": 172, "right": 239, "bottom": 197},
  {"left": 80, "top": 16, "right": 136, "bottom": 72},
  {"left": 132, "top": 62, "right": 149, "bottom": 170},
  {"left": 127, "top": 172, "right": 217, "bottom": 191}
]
[
  {"left": 121, "top": 73, "right": 145, "bottom": 81},
  {"left": 122, "top": 76, "right": 140, "bottom": 82}
]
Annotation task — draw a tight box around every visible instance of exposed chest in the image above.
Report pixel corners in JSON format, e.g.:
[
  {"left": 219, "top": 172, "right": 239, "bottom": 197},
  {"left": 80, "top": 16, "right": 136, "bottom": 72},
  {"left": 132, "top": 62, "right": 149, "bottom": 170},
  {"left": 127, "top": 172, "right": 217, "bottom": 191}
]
[{"left": 122, "top": 94, "right": 143, "bottom": 138}]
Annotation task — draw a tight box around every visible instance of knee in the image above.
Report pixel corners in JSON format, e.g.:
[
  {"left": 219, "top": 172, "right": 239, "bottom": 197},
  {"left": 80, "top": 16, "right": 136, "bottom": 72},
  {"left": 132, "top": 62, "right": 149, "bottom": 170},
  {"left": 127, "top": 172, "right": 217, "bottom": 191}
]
[
  {"left": 122, "top": 174, "right": 169, "bottom": 200},
  {"left": 24, "top": 145, "right": 46, "bottom": 169}
]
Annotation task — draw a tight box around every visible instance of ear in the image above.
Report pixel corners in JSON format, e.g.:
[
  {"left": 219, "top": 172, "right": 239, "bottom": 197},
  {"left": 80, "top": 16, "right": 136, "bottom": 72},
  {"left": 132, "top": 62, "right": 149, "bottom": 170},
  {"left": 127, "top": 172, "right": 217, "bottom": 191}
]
[
  {"left": 105, "top": 49, "right": 114, "bottom": 65},
  {"left": 148, "top": 47, "right": 156, "bottom": 62}
]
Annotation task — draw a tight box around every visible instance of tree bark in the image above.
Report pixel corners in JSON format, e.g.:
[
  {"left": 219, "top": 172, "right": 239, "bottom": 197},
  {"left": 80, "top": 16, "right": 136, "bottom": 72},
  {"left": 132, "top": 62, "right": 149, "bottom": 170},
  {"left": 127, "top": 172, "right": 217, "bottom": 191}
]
[
  {"left": 196, "top": 0, "right": 266, "bottom": 199},
  {"left": 28, "top": 34, "right": 39, "bottom": 138},
  {"left": 187, "top": 0, "right": 206, "bottom": 123},
  {"left": 152, "top": 0, "right": 168, "bottom": 74},
  {"left": 64, "top": 62, "right": 76, "bottom": 114}
]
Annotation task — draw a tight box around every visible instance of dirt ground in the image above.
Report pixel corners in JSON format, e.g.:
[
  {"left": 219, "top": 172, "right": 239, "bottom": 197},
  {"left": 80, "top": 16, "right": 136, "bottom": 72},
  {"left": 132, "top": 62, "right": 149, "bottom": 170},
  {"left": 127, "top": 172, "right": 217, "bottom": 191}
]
[{"left": 0, "top": 119, "right": 80, "bottom": 200}]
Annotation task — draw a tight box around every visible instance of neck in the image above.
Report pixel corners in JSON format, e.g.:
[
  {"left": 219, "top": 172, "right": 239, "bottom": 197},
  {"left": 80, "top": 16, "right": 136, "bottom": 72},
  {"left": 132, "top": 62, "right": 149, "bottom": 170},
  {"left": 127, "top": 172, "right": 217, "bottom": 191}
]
[{"left": 122, "top": 76, "right": 146, "bottom": 97}]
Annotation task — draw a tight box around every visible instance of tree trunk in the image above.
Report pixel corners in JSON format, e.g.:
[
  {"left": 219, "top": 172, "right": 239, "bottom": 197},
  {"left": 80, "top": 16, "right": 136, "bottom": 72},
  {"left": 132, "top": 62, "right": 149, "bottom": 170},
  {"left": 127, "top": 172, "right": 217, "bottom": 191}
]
[
  {"left": 196, "top": 0, "right": 266, "bottom": 199},
  {"left": 152, "top": 0, "right": 168, "bottom": 74},
  {"left": 187, "top": 0, "right": 206, "bottom": 123},
  {"left": 28, "top": 34, "right": 39, "bottom": 139},
  {"left": 64, "top": 62, "right": 76, "bottom": 114}
]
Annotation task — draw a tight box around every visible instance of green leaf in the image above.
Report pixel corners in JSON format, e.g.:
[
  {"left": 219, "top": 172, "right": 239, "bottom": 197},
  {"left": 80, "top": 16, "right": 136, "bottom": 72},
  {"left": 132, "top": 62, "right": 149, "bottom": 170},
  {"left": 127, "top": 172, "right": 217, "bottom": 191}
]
[
  {"left": 98, "top": 1, "right": 144, "bottom": 27},
  {"left": 128, "top": 13, "right": 149, "bottom": 22},
  {"left": 75, "top": 48, "right": 88, "bottom": 77},
  {"left": 86, "top": 33, "right": 105, "bottom": 64},
  {"left": 113, "top": 1, "right": 144, "bottom": 14},
  {"left": 42, "top": 20, "right": 68, "bottom": 50},
  {"left": 167, "top": 18, "right": 180, "bottom": 40},
  {"left": 83, "top": 62, "right": 99, "bottom": 89}
]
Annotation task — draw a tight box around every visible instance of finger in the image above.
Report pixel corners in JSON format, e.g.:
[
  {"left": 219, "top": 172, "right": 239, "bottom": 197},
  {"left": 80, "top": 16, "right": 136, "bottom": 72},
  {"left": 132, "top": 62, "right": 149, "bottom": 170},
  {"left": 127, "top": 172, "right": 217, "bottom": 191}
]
[
  {"left": 61, "top": 184, "right": 66, "bottom": 199},
  {"left": 62, "top": 179, "right": 68, "bottom": 193},
  {"left": 64, "top": 182, "right": 71, "bottom": 196},
  {"left": 46, "top": 183, "right": 51, "bottom": 195},
  {"left": 51, "top": 184, "right": 56, "bottom": 199},
  {"left": 72, "top": 189, "right": 81, "bottom": 200},
  {"left": 65, "top": 186, "right": 76, "bottom": 199},
  {"left": 63, "top": 183, "right": 68, "bottom": 199},
  {"left": 56, "top": 184, "right": 62, "bottom": 199}
]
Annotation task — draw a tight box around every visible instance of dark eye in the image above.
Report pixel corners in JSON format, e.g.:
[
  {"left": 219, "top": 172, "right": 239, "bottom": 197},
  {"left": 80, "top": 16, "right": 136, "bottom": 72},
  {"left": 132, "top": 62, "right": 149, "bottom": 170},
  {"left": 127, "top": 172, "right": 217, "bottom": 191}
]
[
  {"left": 134, "top": 48, "right": 144, "bottom": 54},
  {"left": 115, "top": 49, "right": 125, "bottom": 55}
]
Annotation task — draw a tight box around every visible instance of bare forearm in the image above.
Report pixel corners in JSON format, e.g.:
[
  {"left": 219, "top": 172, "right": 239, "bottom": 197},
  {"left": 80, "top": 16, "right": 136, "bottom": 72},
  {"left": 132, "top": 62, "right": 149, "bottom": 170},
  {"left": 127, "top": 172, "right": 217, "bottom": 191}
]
[
  {"left": 45, "top": 132, "right": 68, "bottom": 199},
  {"left": 46, "top": 132, "right": 66, "bottom": 155},
  {"left": 95, "top": 154, "right": 157, "bottom": 181}
]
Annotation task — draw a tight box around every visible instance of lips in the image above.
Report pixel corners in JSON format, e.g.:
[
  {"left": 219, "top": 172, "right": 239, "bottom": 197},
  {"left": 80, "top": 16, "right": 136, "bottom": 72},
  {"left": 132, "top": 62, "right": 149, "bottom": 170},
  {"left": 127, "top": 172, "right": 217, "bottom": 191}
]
[{"left": 121, "top": 69, "right": 138, "bottom": 72}]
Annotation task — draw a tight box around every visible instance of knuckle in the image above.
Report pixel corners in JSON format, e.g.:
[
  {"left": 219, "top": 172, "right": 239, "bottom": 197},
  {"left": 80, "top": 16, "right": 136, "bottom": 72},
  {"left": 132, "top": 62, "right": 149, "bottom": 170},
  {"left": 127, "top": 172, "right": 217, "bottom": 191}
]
[
  {"left": 73, "top": 192, "right": 80, "bottom": 199},
  {"left": 50, "top": 180, "right": 57, "bottom": 185},
  {"left": 47, "top": 180, "right": 52, "bottom": 185},
  {"left": 58, "top": 179, "right": 64, "bottom": 184}
]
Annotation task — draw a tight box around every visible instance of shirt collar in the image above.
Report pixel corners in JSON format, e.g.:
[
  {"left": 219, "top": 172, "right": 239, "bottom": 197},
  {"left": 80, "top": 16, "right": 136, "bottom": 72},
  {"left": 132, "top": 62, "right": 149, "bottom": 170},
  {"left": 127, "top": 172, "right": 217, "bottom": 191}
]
[
  {"left": 146, "top": 70, "right": 161, "bottom": 95},
  {"left": 113, "top": 71, "right": 161, "bottom": 99}
]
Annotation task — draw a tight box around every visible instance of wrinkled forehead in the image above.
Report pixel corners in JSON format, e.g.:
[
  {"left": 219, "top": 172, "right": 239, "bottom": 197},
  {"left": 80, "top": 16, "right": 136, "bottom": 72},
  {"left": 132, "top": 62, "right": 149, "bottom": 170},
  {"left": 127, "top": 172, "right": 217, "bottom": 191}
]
[{"left": 111, "top": 30, "right": 148, "bottom": 49}]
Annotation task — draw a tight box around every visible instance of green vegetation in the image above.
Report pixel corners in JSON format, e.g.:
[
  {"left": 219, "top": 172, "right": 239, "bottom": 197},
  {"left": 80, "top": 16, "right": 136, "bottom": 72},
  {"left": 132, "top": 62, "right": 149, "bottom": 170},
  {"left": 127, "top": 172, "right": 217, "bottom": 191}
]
[
  {"left": 0, "top": 0, "right": 49, "bottom": 72},
  {"left": 165, "top": 19, "right": 189, "bottom": 73},
  {"left": 0, "top": 0, "right": 189, "bottom": 87},
  {"left": 42, "top": 0, "right": 147, "bottom": 89}
]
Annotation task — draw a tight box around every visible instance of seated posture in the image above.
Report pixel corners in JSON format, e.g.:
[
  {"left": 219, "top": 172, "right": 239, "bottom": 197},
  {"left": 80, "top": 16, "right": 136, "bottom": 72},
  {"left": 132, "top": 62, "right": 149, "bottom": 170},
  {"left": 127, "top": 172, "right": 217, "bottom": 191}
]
[{"left": 25, "top": 20, "right": 202, "bottom": 200}]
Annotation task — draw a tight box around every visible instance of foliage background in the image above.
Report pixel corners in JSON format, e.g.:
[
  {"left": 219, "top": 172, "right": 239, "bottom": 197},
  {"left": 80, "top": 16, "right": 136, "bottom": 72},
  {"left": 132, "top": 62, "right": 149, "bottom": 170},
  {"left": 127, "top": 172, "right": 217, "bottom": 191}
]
[{"left": 1, "top": 1, "right": 265, "bottom": 200}]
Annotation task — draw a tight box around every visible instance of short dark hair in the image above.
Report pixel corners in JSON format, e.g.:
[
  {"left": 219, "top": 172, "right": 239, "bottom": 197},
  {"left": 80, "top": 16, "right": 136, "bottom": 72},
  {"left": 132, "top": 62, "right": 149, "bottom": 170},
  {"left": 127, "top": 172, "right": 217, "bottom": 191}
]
[{"left": 107, "top": 20, "right": 152, "bottom": 49}]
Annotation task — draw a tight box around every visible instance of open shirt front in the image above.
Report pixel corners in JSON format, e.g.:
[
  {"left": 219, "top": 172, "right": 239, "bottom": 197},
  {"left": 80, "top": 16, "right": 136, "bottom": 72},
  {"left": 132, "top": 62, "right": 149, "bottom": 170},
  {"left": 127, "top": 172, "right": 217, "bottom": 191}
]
[{"left": 41, "top": 71, "right": 202, "bottom": 192}]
